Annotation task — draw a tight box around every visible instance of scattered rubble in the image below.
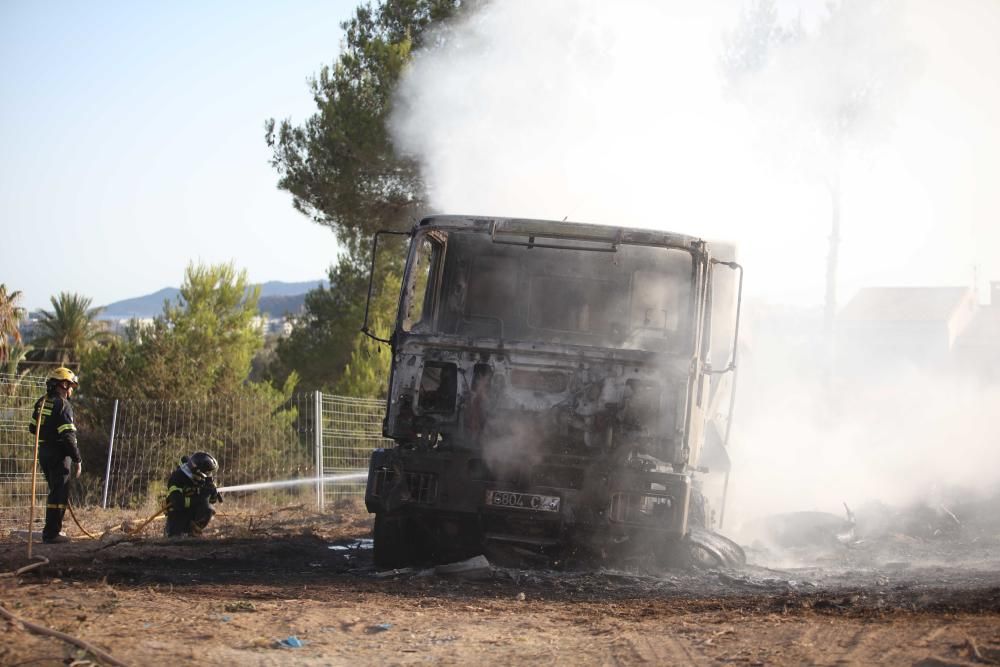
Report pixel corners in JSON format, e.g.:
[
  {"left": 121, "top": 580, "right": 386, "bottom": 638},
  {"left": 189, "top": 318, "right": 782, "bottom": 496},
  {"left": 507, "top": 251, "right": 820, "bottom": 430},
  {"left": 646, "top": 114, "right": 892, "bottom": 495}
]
[{"left": 435, "top": 555, "right": 492, "bottom": 580}]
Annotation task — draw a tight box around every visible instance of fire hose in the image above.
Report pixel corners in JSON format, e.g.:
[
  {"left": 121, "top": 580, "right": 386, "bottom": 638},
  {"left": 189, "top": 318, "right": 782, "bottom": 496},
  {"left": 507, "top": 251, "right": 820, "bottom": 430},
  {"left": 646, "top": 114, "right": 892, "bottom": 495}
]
[
  {"left": 64, "top": 501, "right": 168, "bottom": 539},
  {"left": 123, "top": 504, "right": 168, "bottom": 535},
  {"left": 26, "top": 397, "right": 45, "bottom": 558},
  {"left": 66, "top": 500, "right": 100, "bottom": 539}
]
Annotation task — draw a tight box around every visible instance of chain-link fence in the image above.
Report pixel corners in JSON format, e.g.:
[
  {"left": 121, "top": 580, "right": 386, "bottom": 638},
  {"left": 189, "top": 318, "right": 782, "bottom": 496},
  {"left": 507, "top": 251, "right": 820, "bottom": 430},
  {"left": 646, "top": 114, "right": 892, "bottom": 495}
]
[
  {"left": 0, "top": 374, "right": 49, "bottom": 530},
  {"left": 0, "top": 373, "right": 392, "bottom": 532},
  {"left": 319, "top": 394, "right": 393, "bottom": 506}
]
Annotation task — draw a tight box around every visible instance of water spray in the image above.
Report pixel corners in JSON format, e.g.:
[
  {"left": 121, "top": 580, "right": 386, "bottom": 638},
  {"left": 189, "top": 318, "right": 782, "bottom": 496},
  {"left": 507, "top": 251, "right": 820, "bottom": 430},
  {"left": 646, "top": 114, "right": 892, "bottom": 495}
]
[
  {"left": 216, "top": 472, "right": 368, "bottom": 494},
  {"left": 114, "top": 472, "right": 370, "bottom": 538}
]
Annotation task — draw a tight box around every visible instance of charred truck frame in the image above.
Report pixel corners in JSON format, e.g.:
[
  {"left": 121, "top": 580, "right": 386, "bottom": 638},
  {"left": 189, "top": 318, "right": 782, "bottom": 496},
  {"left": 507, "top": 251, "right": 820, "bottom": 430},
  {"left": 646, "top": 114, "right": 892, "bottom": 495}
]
[{"left": 363, "top": 216, "right": 743, "bottom": 568}]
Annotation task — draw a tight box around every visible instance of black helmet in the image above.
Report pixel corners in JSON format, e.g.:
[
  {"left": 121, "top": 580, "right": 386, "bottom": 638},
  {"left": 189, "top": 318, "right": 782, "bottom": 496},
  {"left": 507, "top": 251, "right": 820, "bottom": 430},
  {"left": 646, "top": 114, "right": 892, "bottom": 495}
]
[{"left": 185, "top": 452, "right": 218, "bottom": 481}]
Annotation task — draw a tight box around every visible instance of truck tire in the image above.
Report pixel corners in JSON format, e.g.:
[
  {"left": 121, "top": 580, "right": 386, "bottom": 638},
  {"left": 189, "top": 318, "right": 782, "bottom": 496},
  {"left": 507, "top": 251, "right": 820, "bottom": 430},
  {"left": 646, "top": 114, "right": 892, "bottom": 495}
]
[
  {"left": 373, "top": 513, "right": 412, "bottom": 569},
  {"left": 688, "top": 487, "right": 709, "bottom": 529}
]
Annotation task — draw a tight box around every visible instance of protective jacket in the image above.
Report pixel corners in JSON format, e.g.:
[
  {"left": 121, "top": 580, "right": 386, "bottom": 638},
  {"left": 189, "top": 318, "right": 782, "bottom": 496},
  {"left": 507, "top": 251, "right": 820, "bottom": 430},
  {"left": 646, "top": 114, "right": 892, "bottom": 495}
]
[
  {"left": 28, "top": 392, "right": 81, "bottom": 463},
  {"left": 27, "top": 390, "right": 81, "bottom": 541},
  {"left": 165, "top": 465, "right": 221, "bottom": 536}
]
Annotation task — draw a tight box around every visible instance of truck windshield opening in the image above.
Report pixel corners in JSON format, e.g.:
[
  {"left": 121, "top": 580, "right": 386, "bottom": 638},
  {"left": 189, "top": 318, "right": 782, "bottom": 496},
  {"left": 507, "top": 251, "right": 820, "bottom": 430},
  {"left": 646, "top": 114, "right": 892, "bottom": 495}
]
[{"left": 402, "top": 229, "right": 695, "bottom": 353}]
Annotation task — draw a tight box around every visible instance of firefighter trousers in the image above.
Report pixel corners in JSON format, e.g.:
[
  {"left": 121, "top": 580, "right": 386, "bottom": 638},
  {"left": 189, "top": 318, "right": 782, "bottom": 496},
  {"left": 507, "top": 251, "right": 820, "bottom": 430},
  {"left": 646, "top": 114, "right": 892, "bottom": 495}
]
[
  {"left": 165, "top": 495, "right": 215, "bottom": 537},
  {"left": 39, "top": 453, "right": 71, "bottom": 540}
]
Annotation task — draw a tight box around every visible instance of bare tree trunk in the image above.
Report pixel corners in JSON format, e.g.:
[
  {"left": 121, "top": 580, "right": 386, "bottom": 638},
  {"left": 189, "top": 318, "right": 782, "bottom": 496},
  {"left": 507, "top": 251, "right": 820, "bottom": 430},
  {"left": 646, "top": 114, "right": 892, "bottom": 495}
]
[{"left": 824, "top": 174, "right": 841, "bottom": 335}]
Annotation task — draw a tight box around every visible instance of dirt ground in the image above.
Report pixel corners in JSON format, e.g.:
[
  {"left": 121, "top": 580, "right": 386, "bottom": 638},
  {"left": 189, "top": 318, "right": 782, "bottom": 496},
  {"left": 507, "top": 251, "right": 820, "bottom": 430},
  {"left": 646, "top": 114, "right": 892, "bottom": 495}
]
[{"left": 2, "top": 502, "right": 999, "bottom": 666}]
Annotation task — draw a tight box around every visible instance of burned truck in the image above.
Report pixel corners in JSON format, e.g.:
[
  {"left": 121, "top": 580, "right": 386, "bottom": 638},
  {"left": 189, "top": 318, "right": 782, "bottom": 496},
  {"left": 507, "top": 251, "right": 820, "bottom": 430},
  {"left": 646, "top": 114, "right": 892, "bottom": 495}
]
[{"left": 363, "top": 215, "right": 743, "bottom": 568}]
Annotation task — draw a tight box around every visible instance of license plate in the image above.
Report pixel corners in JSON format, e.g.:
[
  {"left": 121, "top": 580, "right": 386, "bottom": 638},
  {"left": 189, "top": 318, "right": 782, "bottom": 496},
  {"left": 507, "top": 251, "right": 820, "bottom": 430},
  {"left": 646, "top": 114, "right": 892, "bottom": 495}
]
[{"left": 485, "top": 490, "right": 560, "bottom": 513}]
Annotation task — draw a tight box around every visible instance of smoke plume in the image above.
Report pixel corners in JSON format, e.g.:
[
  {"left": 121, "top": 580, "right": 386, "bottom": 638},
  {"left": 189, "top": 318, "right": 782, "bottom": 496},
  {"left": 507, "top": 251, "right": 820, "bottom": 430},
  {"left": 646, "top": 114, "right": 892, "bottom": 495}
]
[{"left": 390, "top": 0, "right": 1000, "bottom": 526}]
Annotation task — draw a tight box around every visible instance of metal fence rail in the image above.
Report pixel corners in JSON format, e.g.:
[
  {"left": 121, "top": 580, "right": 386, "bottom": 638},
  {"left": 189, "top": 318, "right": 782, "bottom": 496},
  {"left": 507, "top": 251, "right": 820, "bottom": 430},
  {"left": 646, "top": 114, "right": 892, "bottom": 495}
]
[{"left": 0, "top": 374, "right": 386, "bottom": 532}]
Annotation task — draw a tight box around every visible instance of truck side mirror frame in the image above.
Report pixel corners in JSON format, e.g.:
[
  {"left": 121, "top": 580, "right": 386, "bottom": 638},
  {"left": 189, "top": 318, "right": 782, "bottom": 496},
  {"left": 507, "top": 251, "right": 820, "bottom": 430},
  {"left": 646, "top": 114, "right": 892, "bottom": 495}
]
[
  {"left": 362, "top": 229, "right": 412, "bottom": 344},
  {"left": 707, "top": 258, "right": 743, "bottom": 530}
]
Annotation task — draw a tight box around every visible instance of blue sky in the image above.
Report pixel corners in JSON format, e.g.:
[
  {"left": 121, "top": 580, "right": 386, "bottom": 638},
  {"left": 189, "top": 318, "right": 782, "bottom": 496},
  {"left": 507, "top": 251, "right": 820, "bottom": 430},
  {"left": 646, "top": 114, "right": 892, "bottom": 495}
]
[{"left": 1, "top": 1, "right": 358, "bottom": 310}]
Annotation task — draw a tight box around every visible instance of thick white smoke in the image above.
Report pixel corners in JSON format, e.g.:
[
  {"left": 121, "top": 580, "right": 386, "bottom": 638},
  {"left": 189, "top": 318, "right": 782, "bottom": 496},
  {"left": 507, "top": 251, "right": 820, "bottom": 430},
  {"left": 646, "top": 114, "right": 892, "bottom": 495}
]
[
  {"left": 392, "top": 2, "right": 758, "bottom": 240},
  {"left": 390, "top": 0, "right": 1000, "bottom": 525}
]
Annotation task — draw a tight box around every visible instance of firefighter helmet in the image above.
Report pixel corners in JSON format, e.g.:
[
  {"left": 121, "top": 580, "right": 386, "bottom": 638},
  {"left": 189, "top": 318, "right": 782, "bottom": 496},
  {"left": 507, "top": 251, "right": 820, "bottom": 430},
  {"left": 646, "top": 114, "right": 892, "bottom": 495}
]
[
  {"left": 47, "top": 367, "right": 79, "bottom": 389},
  {"left": 186, "top": 452, "right": 219, "bottom": 481}
]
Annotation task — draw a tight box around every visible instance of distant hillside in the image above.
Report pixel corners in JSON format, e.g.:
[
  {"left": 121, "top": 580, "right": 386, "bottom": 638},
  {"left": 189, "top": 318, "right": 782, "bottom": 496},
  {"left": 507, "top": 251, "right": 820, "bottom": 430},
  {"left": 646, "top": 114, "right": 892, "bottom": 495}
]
[
  {"left": 99, "top": 288, "right": 179, "bottom": 319},
  {"left": 98, "top": 280, "right": 326, "bottom": 320}
]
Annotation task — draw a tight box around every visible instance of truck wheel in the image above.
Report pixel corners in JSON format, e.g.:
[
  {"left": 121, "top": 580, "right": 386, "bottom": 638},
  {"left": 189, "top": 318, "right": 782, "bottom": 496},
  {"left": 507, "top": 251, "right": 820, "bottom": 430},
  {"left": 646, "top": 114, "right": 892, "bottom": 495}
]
[
  {"left": 655, "top": 537, "right": 694, "bottom": 569},
  {"left": 688, "top": 487, "right": 709, "bottom": 529},
  {"left": 373, "top": 514, "right": 412, "bottom": 569}
]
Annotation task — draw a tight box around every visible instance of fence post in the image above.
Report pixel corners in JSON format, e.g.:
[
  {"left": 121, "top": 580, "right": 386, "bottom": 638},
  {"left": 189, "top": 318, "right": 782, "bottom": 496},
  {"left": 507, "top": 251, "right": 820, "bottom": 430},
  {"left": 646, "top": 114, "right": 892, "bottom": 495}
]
[
  {"left": 101, "top": 399, "right": 119, "bottom": 509},
  {"left": 314, "top": 391, "right": 324, "bottom": 510}
]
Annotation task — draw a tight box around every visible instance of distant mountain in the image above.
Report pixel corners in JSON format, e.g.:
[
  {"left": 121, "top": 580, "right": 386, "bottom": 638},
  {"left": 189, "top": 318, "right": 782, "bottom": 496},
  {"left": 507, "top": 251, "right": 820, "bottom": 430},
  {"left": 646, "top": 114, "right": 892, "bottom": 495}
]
[
  {"left": 98, "top": 280, "right": 327, "bottom": 320},
  {"left": 255, "top": 280, "right": 328, "bottom": 298},
  {"left": 99, "top": 288, "right": 179, "bottom": 319}
]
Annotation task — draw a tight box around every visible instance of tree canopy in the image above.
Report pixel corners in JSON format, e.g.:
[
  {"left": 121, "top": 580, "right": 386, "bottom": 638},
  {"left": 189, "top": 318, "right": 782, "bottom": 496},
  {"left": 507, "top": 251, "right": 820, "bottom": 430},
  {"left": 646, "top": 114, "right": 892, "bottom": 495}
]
[
  {"left": 30, "top": 292, "right": 109, "bottom": 367},
  {"left": 264, "top": 0, "right": 468, "bottom": 393},
  {"left": 332, "top": 251, "right": 401, "bottom": 397},
  {"left": 86, "top": 262, "right": 265, "bottom": 401},
  {"left": 0, "top": 284, "right": 26, "bottom": 365},
  {"left": 165, "top": 262, "right": 263, "bottom": 391},
  {"left": 266, "top": 0, "right": 465, "bottom": 252}
]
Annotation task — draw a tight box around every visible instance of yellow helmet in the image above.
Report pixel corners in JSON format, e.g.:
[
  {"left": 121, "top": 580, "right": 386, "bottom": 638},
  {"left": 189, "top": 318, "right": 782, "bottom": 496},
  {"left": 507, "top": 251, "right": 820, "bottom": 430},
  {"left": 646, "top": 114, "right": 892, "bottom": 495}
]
[{"left": 48, "top": 367, "right": 80, "bottom": 388}]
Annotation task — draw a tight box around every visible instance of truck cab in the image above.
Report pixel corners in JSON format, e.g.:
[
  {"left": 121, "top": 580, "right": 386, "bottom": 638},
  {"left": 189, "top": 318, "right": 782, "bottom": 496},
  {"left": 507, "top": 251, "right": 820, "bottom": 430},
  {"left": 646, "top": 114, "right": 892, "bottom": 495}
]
[{"left": 363, "top": 215, "right": 741, "bottom": 567}]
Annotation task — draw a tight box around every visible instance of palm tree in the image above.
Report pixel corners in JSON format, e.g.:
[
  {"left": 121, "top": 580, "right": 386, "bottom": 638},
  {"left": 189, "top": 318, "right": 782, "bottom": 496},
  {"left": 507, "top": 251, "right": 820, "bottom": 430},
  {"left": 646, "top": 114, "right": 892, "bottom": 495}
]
[
  {"left": 32, "top": 292, "right": 110, "bottom": 365},
  {"left": 1, "top": 341, "right": 35, "bottom": 396},
  {"left": 0, "top": 284, "right": 26, "bottom": 364}
]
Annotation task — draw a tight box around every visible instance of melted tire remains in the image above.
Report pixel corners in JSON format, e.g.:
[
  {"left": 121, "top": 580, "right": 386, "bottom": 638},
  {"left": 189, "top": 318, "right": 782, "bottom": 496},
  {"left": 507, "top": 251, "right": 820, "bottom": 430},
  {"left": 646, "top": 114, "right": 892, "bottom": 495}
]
[{"left": 686, "top": 527, "right": 747, "bottom": 569}]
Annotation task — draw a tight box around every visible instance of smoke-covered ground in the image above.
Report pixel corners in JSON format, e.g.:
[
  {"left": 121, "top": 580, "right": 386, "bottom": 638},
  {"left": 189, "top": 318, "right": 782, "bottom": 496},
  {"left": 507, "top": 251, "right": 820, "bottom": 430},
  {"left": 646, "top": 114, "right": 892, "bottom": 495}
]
[
  {"left": 2, "top": 503, "right": 1000, "bottom": 666},
  {"left": 720, "top": 306, "right": 1000, "bottom": 543}
]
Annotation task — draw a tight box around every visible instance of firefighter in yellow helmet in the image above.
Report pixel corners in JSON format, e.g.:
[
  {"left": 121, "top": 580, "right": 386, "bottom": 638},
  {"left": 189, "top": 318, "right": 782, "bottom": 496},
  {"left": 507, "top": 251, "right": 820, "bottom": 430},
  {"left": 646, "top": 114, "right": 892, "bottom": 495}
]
[{"left": 27, "top": 367, "right": 82, "bottom": 543}]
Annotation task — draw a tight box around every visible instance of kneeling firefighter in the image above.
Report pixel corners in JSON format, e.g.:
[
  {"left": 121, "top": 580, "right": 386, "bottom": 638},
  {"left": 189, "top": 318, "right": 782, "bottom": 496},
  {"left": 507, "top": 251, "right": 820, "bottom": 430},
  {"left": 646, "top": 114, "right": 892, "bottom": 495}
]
[{"left": 165, "top": 452, "right": 223, "bottom": 537}]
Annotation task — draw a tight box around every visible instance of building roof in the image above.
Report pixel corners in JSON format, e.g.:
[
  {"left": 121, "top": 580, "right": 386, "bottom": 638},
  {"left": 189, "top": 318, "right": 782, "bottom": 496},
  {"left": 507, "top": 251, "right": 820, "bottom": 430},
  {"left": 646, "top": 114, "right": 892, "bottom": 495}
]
[{"left": 839, "top": 287, "right": 972, "bottom": 323}]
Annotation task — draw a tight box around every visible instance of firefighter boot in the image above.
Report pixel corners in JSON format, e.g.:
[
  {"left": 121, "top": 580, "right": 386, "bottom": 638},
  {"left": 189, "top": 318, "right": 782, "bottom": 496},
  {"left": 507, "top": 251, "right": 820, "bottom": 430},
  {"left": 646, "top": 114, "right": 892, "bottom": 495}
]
[{"left": 42, "top": 506, "right": 69, "bottom": 543}]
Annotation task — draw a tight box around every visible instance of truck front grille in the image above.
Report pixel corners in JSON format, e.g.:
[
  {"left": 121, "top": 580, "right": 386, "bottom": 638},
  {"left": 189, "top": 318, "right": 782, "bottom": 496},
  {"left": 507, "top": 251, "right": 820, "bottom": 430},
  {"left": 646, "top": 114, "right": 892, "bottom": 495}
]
[
  {"left": 371, "top": 469, "right": 438, "bottom": 505},
  {"left": 468, "top": 458, "right": 585, "bottom": 489},
  {"left": 405, "top": 471, "right": 438, "bottom": 504},
  {"left": 531, "top": 465, "right": 584, "bottom": 489}
]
